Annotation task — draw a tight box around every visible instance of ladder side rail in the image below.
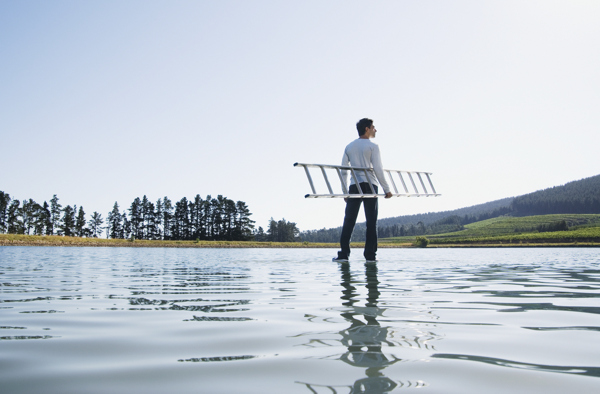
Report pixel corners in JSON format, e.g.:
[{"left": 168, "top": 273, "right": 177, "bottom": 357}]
[
  {"left": 345, "top": 194, "right": 379, "bottom": 198},
  {"left": 425, "top": 173, "right": 437, "bottom": 195},
  {"left": 416, "top": 172, "right": 429, "bottom": 194},
  {"left": 320, "top": 166, "right": 334, "bottom": 195},
  {"left": 407, "top": 172, "right": 419, "bottom": 194}
]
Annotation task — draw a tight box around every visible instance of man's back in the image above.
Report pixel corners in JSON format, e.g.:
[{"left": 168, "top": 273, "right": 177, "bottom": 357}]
[{"left": 342, "top": 138, "right": 390, "bottom": 192}]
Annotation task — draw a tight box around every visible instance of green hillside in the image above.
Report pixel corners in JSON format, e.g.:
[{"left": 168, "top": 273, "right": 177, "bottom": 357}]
[{"left": 382, "top": 214, "right": 600, "bottom": 245}]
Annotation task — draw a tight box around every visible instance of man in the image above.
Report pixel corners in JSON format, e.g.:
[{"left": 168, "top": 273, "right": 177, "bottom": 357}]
[{"left": 334, "top": 118, "right": 392, "bottom": 263}]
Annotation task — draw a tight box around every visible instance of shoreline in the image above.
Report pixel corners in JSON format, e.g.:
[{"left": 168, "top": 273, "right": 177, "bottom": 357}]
[
  {"left": 0, "top": 235, "right": 335, "bottom": 248},
  {"left": 1, "top": 235, "right": 598, "bottom": 248}
]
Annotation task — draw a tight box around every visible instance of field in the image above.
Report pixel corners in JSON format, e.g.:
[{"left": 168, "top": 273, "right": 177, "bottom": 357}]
[{"left": 382, "top": 214, "right": 600, "bottom": 246}]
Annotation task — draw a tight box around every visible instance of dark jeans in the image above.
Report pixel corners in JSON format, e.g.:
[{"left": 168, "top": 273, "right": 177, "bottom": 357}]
[{"left": 338, "top": 183, "right": 378, "bottom": 260}]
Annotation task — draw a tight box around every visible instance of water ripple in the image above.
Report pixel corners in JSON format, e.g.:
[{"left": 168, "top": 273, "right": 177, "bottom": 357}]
[{"left": 1, "top": 247, "right": 600, "bottom": 393}]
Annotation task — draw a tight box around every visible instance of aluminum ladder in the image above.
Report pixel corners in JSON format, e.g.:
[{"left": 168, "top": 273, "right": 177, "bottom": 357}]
[{"left": 294, "top": 162, "right": 440, "bottom": 198}]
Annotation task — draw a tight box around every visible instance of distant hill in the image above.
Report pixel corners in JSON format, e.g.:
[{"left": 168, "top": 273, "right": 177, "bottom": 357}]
[
  {"left": 377, "top": 196, "right": 514, "bottom": 227},
  {"left": 511, "top": 174, "right": 600, "bottom": 216},
  {"left": 300, "top": 173, "right": 600, "bottom": 242}
]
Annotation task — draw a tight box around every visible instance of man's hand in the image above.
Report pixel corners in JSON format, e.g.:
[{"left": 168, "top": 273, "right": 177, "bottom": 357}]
[{"left": 384, "top": 192, "right": 393, "bottom": 199}]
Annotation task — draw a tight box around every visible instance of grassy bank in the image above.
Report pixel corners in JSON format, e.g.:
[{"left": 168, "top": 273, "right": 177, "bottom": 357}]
[
  {"left": 0, "top": 234, "right": 339, "bottom": 248},
  {"left": 0, "top": 234, "right": 419, "bottom": 249}
]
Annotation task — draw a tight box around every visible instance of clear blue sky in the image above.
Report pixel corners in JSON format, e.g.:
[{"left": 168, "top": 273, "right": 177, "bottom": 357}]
[{"left": 1, "top": 1, "right": 599, "bottom": 232}]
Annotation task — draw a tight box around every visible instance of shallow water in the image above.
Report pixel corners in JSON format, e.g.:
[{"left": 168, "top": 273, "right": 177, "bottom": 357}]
[{"left": 1, "top": 246, "right": 600, "bottom": 393}]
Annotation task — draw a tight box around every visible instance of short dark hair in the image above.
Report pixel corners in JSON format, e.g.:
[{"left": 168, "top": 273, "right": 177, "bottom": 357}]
[{"left": 356, "top": 118, "right": 373, "bottom": 136}]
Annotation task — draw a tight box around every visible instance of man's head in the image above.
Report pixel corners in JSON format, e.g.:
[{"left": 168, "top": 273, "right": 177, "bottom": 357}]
[
  {"left": 356, "top": 118, "right": 376, "bottom": 138},
  {"left": 356, "top": 118, "right": 373, "bottom": 136}
]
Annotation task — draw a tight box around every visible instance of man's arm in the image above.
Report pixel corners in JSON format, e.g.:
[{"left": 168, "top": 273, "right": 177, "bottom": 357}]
[
  {"left": 340, "top": 149, "right": 350, "bottom": 192},
  {"left": 371, "top": 145, "right": 392, "bottom": 196}
]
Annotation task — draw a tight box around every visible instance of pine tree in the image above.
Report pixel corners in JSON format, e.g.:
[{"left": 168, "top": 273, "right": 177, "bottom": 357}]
[
  {"left": 59, "top": 205, "right": 76, "bottom": 236},
  {"left": 267, "top": 217, "right": 277, "bottom": 241},
  {"left": 7, "top": 200, "right": 23, "bottom": 234},
  {"left": 190, "top": 194, "right": 204, "bottom": 240},
  {"left": 21, "top": 199, "right": 40, "bottom": 235},
  {"left": 154, "top": 198, "right": 163, "bottom": 240},
  {"left": 31, "top": 200, "right": 45, "bottom": 235},
  {"left": 162, "top": 197, "right": 173, "bottom": 240},
  {"left": 234, "top": 200, "right": 254, "bottom": 240},
  {"left": 145, "top": 200, "right": 157, "bottom": 240},
  {"left": 173, "top": 197, "right": 190, "bottom": 240},
  {"left": 202, "top": 195, "right": 212, "bottom": 240},
  {"left": 49, "top": 195, "right": 62, "bottom": 235},
  {"left": 129, "top": 197, "right": 142, "bottom": 240},
  {"left": 211, "top": 195, "right": 225, "bottom": 240},
  {"left": 223, "top": 199, "right": 236, "bottom": 240},
  {"left": 88, "top": 212, "right": 104, "bottom": 238},
  {"left": 75, "top": 206, "right": 87, "bottom": 237},
  {"left": 42, "top": 201, "right": 53, "bottom": 235},
  {"left": 107, "top": 202, "right": 122, "bottom": 239},
  {"left": 121, "top": 213, "right": 130, "bottom": 239},
  {"left": 141, "top": 195, "right": 151, "bottom": 239},
  {"left": 0, "top": 191, "right": 10, "bottom": 234}
]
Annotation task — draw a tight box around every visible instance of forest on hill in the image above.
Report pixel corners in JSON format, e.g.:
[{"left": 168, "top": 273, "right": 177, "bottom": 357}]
[
  {"left": 300, "top": 174, "right": 600, "bottom": 242},
  {"left": 511, "top": 174, "right": 600, "bottom": 216}
]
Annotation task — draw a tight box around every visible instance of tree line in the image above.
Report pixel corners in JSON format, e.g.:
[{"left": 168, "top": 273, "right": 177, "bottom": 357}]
[
  {"left": 105, "top": 194, "right": 255, "bottom": 241},
  {"left": 0, "top": 191, "right": 104, "bottom": 237},
  {"left": 0, "top": 191, "right": 256, "bottom": 241},
  {"left": 253, "top": 218, "right": 300, "bottom": 242}
]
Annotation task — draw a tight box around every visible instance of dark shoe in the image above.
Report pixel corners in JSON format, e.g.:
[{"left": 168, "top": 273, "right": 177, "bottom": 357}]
[{"left": 332, "top": 257, "right": 349, "bottom": 263}]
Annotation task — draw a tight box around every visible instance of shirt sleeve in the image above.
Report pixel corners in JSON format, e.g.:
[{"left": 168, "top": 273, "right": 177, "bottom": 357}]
[
  {"left": 340, "top": 149, "right": 350, "bottom": 193},
  {"left": 371, "top": 145, "right": 391, "bottom": 194}
]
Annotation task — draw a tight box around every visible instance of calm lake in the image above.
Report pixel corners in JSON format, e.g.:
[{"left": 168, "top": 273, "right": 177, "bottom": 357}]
[{"left": 1, "top": 246, "right": 600, "bottom": 393}]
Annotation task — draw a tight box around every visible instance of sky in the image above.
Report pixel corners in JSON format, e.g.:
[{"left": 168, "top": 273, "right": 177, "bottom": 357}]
[{"left": 1, "top": 0, "right": 599, "bottom": 233}]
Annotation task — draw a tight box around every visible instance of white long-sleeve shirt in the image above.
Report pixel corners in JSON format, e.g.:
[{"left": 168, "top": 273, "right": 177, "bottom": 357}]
[{"left": 341, "top": 138, "right": 391, "bottom": 194}]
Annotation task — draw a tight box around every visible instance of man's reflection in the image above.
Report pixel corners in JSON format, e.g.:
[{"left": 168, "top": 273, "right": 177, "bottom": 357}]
[{"left": 338, "top": 262, "right": 400, "bottom": 393}]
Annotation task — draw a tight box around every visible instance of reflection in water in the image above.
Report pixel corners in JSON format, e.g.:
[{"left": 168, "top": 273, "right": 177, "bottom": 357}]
[
  {"left": 183, "top": 315, "right": 252, "bottom": 322},
  {"left": 0, "top": 335, "right": 55, "bottom": 340},
  {"left": 300, "top": 263, "right": 428, "bottom": 393},
  {"left": 178, "top": 355, "right": 256, "bottom": 363},
  {"left": 339, "top": 263, "right": 400, "bottom": 393}
]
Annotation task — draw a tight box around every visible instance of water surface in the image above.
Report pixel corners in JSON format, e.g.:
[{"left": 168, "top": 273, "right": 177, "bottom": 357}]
[{"left": 1, "top": 247, "right": 600, "bottom": 393}]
